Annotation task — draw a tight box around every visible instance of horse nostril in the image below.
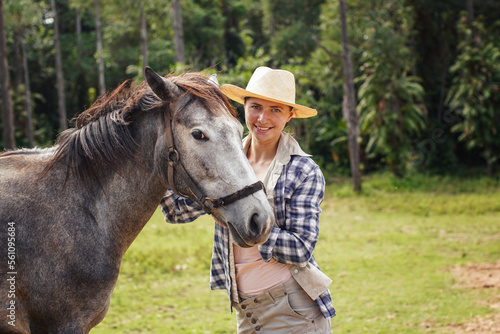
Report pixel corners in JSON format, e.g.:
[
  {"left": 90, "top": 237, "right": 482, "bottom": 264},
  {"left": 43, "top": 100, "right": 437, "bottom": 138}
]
[{"left": 249, "top": 213, "right": 261, "bottom": 236}]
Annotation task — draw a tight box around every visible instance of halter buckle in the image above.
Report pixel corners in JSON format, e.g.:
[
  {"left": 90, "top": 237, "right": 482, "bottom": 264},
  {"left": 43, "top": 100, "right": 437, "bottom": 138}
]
[{"left": 202, "top": 197, "right": 217, "bottom": 213}]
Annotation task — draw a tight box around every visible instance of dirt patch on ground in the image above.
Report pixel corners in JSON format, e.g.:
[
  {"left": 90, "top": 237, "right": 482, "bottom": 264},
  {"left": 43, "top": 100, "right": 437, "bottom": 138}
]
[
  {"left": 444, "top": 261, "right": 500, "bottom": 333},
  {"left": 450, "top": 261, "right": 500, "bottom": 290}
]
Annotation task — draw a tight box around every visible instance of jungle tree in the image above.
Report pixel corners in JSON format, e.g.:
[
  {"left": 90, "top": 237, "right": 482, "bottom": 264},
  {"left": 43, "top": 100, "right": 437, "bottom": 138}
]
[
  {"left": 0, "top": 0, "right": 14, "bottom": 149},
  {"left": 356, "top": 2, "right": 426, "bottom": 177},
  {"left": 339, "top": 0, "right": 361, "bottom": 191},
  {"left": 446, "top": 12, "right": 500, "bottom": 176},
  {"left": 50, "top": 0, "right": 67, "bottom": 130}
]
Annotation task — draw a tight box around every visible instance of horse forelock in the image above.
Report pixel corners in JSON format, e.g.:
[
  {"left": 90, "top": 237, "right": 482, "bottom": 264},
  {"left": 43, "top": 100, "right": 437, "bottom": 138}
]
[{"left": 169, "top": 73, "right": 237, "bottom": 119}]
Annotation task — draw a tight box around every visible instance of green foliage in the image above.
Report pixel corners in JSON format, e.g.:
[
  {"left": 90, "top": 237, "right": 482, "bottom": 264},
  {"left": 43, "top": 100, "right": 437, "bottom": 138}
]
[
  {"left": 357, "top": 73, "right": 427, "bottom": 175},
  {"left": 265, "top": 0, "right": 325, "bottom": 64},
  {"left": 355, "top": 2, "right": 426, "bottom": 177},
  {"left": 10, "top": 84, "right": 52, "bottom": 147},
  {"left": 181, "top": 0, "right": 225, "bottom": 68},
  {"left": 445, "top": 13, "right": 500, "bottom": 175},
  {"left": 4, "top": 0, "right": 47, "bottom": 34}
]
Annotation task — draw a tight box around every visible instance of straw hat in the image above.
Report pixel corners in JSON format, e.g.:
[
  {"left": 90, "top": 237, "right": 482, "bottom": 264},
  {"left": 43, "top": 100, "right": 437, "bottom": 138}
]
[{"left": 220, "top": 66, "right": 317, "bottom": 118}]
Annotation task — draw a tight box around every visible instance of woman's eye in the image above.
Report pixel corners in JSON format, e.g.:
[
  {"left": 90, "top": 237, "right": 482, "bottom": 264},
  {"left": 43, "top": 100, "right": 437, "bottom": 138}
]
[{"left": 192, "top": 130, "right": 208, "bottom": 141}]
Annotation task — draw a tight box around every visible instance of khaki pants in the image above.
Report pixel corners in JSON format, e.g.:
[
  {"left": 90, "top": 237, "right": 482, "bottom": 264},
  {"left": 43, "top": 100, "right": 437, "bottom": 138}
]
[{"left": 234, "top": 277, "right": 332, "bottom": 333}]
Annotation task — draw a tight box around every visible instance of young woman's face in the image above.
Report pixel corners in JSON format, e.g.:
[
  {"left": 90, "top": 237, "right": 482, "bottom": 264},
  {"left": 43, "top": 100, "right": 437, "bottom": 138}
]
[{"left": 244, "top": 97, "right": 293, "bottom": 145}]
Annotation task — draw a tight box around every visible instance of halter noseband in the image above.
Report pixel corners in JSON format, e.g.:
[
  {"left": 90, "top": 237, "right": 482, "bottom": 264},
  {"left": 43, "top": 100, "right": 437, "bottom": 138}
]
[{"left": 161, "top": 103, "right": 265, "bottom": 216}]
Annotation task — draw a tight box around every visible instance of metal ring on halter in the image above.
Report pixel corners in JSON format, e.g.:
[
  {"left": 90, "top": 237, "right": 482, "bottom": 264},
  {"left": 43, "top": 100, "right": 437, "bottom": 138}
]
[{"left": 168, "top": 149, "right": 180, "bottom": 164}]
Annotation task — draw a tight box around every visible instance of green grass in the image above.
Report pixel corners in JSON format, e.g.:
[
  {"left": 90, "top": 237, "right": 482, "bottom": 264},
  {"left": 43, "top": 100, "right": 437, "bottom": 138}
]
[{"left": 92, "top": 173, "right": 499, "bottom": 333}]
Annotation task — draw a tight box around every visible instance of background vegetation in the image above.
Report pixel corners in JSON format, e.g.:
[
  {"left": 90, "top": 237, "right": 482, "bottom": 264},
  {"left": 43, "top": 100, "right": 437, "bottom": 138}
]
[{"left": 1, "top": 0, "right": 499, "bottom": 181}]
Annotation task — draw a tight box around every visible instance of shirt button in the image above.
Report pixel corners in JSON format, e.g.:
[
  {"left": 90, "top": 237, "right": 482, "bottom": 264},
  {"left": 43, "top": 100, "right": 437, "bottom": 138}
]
[
  {"left": 251, "top": 319, "right": 257, "bottom": 324},
  {"left": 255, "top": 326, "right": 262, "bottom": 331},
  {"left": 241, "top": 305, "right": 246, "bottom": 310},
  {"left": 246, "top": 313, "right": 252, "bottom": 318},
  {"left": 294, "top": 269, "right": 299, "bottom": 274}
]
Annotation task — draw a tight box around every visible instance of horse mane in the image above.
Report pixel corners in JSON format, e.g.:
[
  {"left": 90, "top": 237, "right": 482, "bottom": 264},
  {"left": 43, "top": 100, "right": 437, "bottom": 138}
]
[{"left": 42, "top": 72, "right": 237, "bottom": 185}]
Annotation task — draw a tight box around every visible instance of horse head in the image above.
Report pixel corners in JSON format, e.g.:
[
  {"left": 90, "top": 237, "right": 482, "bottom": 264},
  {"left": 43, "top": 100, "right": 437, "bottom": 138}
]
[{"left": 144, "top": 67, "right": 274, "bottom": 247}]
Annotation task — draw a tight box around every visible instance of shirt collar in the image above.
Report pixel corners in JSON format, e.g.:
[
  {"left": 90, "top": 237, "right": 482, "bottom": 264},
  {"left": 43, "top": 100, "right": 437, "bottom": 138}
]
[{"left": 242, "top": 132, "right": 311, "bottom": 165}]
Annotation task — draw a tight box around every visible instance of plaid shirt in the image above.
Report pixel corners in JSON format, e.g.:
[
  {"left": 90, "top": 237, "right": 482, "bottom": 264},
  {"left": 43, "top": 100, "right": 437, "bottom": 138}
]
[{"left": 159, "top": 134, "right": 336, "bottom": 319}]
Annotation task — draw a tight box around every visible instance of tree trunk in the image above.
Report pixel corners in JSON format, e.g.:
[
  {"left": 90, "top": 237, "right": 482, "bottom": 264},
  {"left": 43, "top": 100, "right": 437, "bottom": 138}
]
[
  {"left": 339, "top": 0, "right": 361, "bottom": 192},
  {"left": 172, "top": 0, "right": 184, "bottom": 64},
  {"left": 94, "top": 0, "right": 105, "bottom": 96},
  {"left": 0, "top": 0, "right": 15, "bottom": 149},
  {"left": 13, "top": 34, "right": 22, "bottom": 88},
  {"left": 22, "top": 41, "right": 34, "bottom": 148},
  {"left": 262, "top": 0, "right": 275, "bottom": 38},
  {"left": 466, "top": 0, "right": 480, "bottom": 47},
  {"left": 487, "top": 162, "right": 495, "bottom": 177},
  {"left": 485, "top": 147, "right": 496, "bottom": 177},
  {"left": 50, "top": 0, "right": 67, "bottom": 131},
  {"left": 140, "top": 1, "right": 148, "bottom": 68},
  {"left": 466, "top": 0, "right": 474, "bottom": 25},
  {"left": 76, "top": 8, "right": 81, "bottom": 42}
]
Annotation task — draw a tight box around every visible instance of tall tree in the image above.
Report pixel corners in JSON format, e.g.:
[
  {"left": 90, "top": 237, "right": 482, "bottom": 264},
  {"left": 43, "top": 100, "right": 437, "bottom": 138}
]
[
  {"left": 140, "top": 0, "right": 148, "bottom": 67},
  {"left": 50, "top": 0, "right": 67, "bottom": 131},
  {"left": 221, "top": 0, "right": 247, "bottom": 66},
  {"left": 172, "top": 0, "right": 184, "bottom": 64},
  {"left": 76, "top": 8, "right": 82, "bottom": 42},
  {"left": 466, "top": 0, "right": 474, "bottom": 25},
  {"left": 446, "top": 11, "right": 500, "bottom": 176},
  {"left": 339, "top": 0, "right": 361, "bottom": 191},
  {"left": 7, "top": 0, "right": 45, "bottom": 147},
  {"left": 0, "top": 0, "right": 15, "bottom": 149},
  {"left": 21, "top": 41, "right": 34, "bottom": 148},
  {"left": 353, "top": 1, "right": 426, "bottom": 176},
  {"left": 94, "top": 0, "right": 105, "bottom": 95},
  {"left": 264, "top": 0, "right": 324, "bottom": 63}
]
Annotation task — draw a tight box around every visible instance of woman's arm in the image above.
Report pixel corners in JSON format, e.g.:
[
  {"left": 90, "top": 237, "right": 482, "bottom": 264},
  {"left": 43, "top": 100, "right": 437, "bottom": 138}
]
[{"left": 259, "top": 159, "right": 325, "bottom": 267}]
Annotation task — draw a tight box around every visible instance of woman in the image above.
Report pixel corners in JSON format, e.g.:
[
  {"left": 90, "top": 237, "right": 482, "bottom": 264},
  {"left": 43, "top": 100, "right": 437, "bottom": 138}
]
[{"left": 161, "top": 67, "right": 335, "bottom": 333}]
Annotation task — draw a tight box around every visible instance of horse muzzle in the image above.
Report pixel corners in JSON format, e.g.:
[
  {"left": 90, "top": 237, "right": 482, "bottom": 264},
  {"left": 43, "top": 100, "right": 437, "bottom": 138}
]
[{"left": 225, "top": 211, "right": 273, "bottom": 248}]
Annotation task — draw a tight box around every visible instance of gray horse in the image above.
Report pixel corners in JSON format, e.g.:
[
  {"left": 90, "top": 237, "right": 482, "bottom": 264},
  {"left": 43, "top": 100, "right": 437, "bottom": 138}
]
[{"left": 0, "top": 67, "right": 274, "bottom": 333}]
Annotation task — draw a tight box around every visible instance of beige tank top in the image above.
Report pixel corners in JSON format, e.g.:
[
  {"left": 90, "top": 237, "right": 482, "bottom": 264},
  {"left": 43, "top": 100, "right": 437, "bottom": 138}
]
[{"left": 233, "top": 139, "right": 291, "bottom": 295}]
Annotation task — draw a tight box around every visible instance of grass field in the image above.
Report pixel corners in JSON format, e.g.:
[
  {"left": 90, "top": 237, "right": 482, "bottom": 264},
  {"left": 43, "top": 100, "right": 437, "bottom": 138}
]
[{"left": 92, "top": 173, "right": 500, "bottom": 333}]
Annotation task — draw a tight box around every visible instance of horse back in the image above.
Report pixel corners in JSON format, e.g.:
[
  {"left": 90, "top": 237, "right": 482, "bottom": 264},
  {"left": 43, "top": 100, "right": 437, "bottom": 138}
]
[
  {"left": 0, "top": 148, "right": 119, "bottom": 332},
  {"left": 0, "top": 148, "right": 54, "bottom": 182}
]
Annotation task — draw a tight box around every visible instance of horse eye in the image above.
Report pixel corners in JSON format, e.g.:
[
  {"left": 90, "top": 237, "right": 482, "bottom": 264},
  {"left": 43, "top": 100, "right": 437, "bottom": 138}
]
[{"left": 192, "top": 130, "right": 208, "bottom": 141}]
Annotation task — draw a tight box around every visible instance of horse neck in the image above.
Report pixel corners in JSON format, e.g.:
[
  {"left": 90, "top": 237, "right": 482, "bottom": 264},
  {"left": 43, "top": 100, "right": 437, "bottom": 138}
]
[{"left": 83, "top": 113, "right": 169, "bottom": 252}]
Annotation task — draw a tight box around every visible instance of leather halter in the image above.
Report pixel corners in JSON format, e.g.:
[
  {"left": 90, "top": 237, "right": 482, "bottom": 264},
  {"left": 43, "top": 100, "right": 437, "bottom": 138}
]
[{"left": 161, "top": 101, "right": 265, "bottom": 216}]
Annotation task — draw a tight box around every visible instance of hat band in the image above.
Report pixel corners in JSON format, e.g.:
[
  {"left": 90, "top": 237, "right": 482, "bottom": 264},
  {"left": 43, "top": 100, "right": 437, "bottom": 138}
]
[{"left": 245, "top": 86, "right": 295, "bottom": 105}]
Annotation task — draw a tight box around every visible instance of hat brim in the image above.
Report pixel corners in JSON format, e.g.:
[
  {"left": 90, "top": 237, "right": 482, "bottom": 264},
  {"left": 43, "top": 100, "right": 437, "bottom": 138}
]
[{"left": 220, "top": 84, "right": 317, "bottom": 118}]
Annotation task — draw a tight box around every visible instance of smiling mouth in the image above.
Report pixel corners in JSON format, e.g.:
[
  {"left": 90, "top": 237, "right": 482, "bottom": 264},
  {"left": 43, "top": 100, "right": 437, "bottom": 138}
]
[{"left": 255, "top": 125, "right": 273, "bottom": 132}]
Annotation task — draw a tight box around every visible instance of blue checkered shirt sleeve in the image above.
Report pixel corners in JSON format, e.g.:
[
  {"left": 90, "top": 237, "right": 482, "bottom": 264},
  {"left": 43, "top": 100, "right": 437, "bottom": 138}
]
[{"left": 159, "top": 189, "right": 205, "bottom": 224}]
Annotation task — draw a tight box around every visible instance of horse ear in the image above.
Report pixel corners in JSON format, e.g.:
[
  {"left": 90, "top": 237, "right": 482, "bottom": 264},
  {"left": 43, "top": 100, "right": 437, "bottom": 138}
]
[
  {"left": 144, "top": 66, "right": 180, "bottom": 101},
  {"left": 208, "top": 74, "right": 219, "bottom": 87}
]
